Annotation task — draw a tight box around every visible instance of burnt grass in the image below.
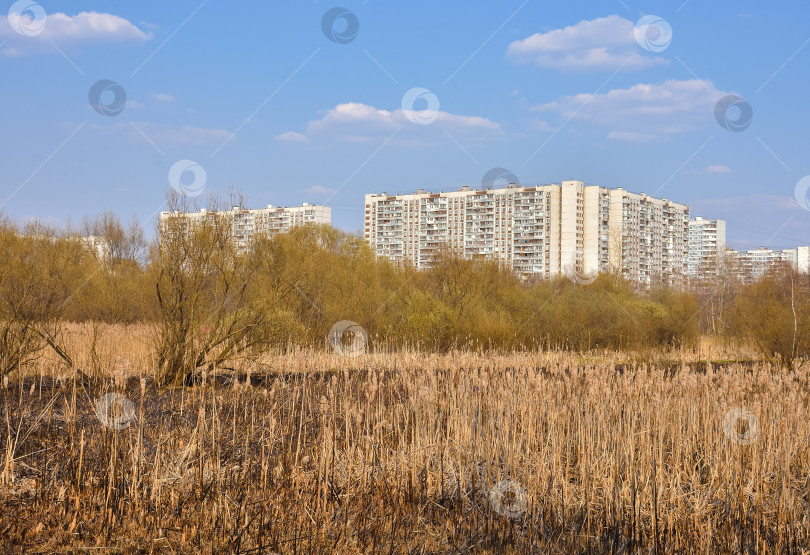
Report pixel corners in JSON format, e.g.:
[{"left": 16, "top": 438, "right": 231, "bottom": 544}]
[{"left": 0, "top": 361, "right": 796, "bottom": 553}]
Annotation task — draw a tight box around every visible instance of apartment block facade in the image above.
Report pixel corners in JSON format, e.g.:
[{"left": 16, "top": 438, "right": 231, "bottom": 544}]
[
  {"left": 687, "top": 217, "right": 727, "bottom": 279},
  {"left": 364, "top": 181, "right": 690, "bottom": 285},
  {"left": 160, "top": 203, "right": 331, "bottom": 249}
]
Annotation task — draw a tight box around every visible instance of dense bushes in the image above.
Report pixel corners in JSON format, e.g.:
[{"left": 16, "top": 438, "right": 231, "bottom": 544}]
[
  {"left": 0, "top": 218, "right": 89, "bottom": 374},
  {"left": 728, "top": 270, "right": 810, "bottom": 367},
  {"left": 2, "top": 202, "right": 807, "bottom": 380}
]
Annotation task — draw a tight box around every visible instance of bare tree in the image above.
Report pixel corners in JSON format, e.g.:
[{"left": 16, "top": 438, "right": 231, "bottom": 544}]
[
  {"left": 150, "top": 192, "right": 278, "bottom": 387},
  {"left": 0, "top": 219, "right": 88, "bottom": 376},
  {"left": 82, "top": 211, "right": 147, "bottom": 266}
]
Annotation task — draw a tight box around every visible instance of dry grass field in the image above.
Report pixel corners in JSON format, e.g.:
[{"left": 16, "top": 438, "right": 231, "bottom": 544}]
[{"left": 1, "top": 324, "right": 808, "bottom": 553}]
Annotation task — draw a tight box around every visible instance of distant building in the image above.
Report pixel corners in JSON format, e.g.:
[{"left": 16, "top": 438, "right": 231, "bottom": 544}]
[
  {"left": 160, "top": 203, "right": 331, "bottom": 249},
  {"left": 80, "top": 235, "right": 112, "bottom": 263},
  {"left": 364, "top": 181, "right": 689, "bottom": 285},
  {"left": 687, "top": 217, "right": 726, "bottom": 280},
  {"left": 730, "top": 245, "right": 810, "bottom": 282}
]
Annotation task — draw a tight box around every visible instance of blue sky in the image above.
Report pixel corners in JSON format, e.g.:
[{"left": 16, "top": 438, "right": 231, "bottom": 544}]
[{"left": 1, "top": 0, "right": 809, "bottom": 249}]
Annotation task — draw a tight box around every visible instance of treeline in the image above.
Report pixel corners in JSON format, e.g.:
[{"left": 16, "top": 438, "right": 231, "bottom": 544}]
[{"left": 0, "top": 194, "right": 807, "bottom": 383}]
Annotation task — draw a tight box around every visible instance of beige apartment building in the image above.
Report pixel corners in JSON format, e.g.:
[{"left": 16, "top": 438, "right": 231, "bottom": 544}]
[
  {"left": 160, "top": 203, "right": 331, "bottom": 250},
  {"left": 687, "top": 217, "right": 727, "bottom": 279},
  {"left": 364, "top": 180, "right": 690, "bottom": 285}
]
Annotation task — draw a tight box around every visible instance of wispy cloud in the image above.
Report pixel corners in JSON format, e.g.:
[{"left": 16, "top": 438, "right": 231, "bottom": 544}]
[
  {"left": 304, "top": 185, "right": 335, "bottom": 195},
  {"left": 691, "top": 193, "right": 810, "bottom": 249},
  {"left": 692, "top": 194, "right": 800, "bottom": 213},
  {"left": 507, "top": 15, "right": 668, "bottom": 71},
  {"left": 87, "top": 121, "right": 231, "bottom": 148},
  {"left": 606, "top": 131, "right": 659, "bottom": 142},
  {"left": 275, "top": 131, "right": 308, "bottom": 143},
  {"left": 534, "top": 79, "right": 733, "bottom": 139},
  {"left": 151, "top": 93, "right": 176, "bottom": 104},
  {"left": 530, "top": 119, "right": 555, "bottom": 132}
]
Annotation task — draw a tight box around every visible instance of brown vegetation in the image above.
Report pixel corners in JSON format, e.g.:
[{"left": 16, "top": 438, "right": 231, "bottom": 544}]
[
  {"left": 0, "top": 202, "right": 808, "bottom": 552},
  {"left": 1, "top": 346, "right": 809, "bottom": 553}
]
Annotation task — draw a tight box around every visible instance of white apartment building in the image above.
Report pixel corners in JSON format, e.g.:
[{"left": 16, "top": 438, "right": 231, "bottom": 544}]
[
  {"left": 364, "top": 181, "right": 690, "bottom": 285},
  {"left": 607, "top": 187, "right": 689, "bottom": 284},
  {"left": 687, "top": 217, "right": 727, "bottom": 279},
  {"left": 730, "top": 245, "right": 810, "bottom": 281},
  {"left": 160, "top": 203, "right": 331, "bottom": 249}
]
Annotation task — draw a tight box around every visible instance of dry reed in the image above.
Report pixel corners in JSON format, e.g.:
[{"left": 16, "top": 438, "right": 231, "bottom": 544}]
[{"left": 0, "top": 325, "right": 807, "bottom": 553}]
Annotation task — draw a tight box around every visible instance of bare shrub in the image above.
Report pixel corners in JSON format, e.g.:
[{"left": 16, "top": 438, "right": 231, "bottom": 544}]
[
  {"left": 151, "top": 192, "right": 279, "bottom": 387},
  {"left": 0, "top": 219, "right": 89, "bottom": 376}
]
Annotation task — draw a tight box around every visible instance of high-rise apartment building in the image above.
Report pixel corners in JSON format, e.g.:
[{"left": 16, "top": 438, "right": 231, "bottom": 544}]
[
  {"left": 364, "top": 181, "right": 690, "bottom": 285},
  {"left": 607, "top": 187, "right": 690, "bottom": 284},
  {"left": 687, "top": 217, "right": 727, "bottom": 279},
  {"left": 160, "top": 203, "right": 331, "bottom": 249}
]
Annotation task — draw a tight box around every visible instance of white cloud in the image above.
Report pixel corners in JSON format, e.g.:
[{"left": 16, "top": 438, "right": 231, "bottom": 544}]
[
  {"left": 507, "top": 15, "right": 668, "bottom": 71},
  {"left": 275, "top": 131, "right": 308, "bottom": 143},
  {"left": 284, "top": 102, "right": 503, "bottom": 147},
  {"left": 304, "top": 185, "right": 335, "bottom": 195},
  {"left": 534, "top": 79, "right": 733, "bottom": 138},
  {"left": 151, "top": 93, "right": 176, "bottom": 104},
  {"left": 706, "top": 165, "right": 732, "bottom": 174},
  {"left": 0, "top": 11, "right": 151, "bottom": 56}
]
